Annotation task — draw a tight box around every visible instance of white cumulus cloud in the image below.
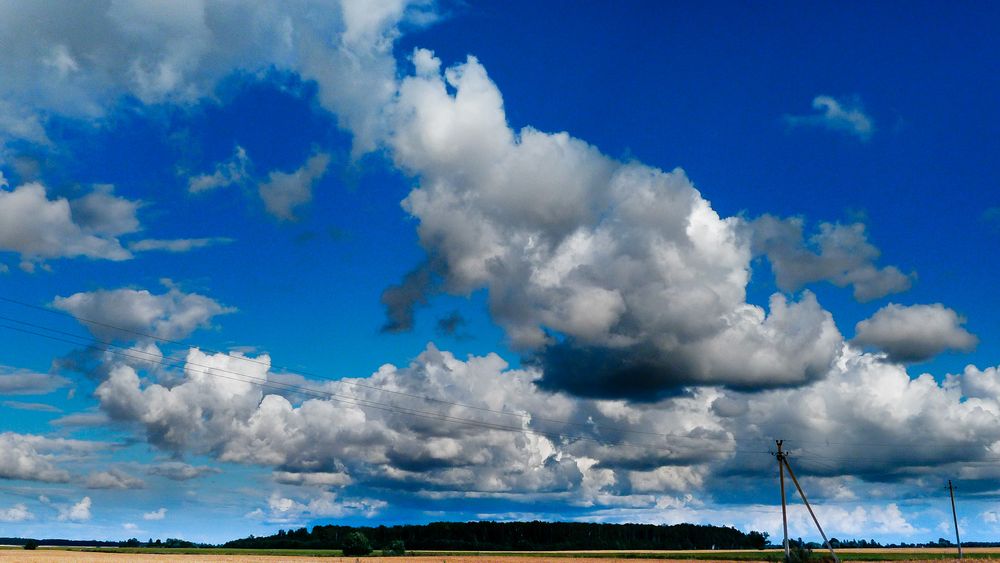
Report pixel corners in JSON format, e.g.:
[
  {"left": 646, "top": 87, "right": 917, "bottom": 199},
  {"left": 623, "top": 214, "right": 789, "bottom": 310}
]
[
  {"left": 854, "top": 303, "right": 978, "bottom": 363},
  {"left": 53, "top": 283, "right": 233, "bottom": 342},
  {"left": 0, "top": 0, "right": 436, "bottom": 154},
  {"left": 0, "top": 182, "right": 137, "bottom": 267},
  {"left": 383, "top": 49, "right": 843, "bottom": 397},
  {"left": 67, "top": 316, "right": 1000, "bottom": 517},
  {"left": 0, "top": 432, "right": 101, "bottom": 483},
  {"left": 57, "top": 496, "right": 92, "bottom": 522},
  {"left": 0, "top": 503, "right": 33, "bottom": 522},
  {"left": 143, "top": 507, "right": 167, "bottom": 521}
]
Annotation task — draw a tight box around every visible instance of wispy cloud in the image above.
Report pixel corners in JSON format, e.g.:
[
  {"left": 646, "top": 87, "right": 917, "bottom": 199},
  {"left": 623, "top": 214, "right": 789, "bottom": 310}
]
[
  {"left": 750, "top": 215, "right": 913, "bottom": 301},
  {"left": 258, "top": 152, "right": 331, "bottom": 221},
  {"left": 49, "top": 412, "right": 110, "bottom": 428},
  {"left": 785, "top": 95, "right": 874, "bottom": 141},
  {"left": 147, "top": 462, "right": 220, "bottom": 481},
  {"left": 187, "top": 146, "right": 251, "bottom": 193},
  {"left": 0, "top": 367, "right": 69, "bottom": 396},
  {"left": 129, "top": 237, "right": 233, "bottom": 253},
  {"left": 2, "top": 400, "right": 61, "bottom": 413},
  {"left": 86, "top": 468, "right": 146, "bottom": 490}
]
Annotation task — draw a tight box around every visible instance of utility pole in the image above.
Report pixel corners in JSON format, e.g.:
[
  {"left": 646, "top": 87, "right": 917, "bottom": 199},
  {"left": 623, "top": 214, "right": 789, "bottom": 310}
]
[
  {"left": 776, "top": 440, "right": 790, "bottom": 561},
  {"left": 949, "top": 480, "right": 963, "bottom": 560}
]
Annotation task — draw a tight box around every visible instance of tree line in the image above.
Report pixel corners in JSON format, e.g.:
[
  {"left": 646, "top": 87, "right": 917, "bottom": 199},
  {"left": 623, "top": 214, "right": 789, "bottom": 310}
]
[{"left": 224, "top": 521, "right": 770, "bottom": 551}]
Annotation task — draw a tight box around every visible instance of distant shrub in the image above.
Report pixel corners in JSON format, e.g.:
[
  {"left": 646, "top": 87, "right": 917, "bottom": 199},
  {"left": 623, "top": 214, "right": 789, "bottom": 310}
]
[
  {"left": 23, "top": 539, "right": 39, "bottom": 550},
  {"left": 342, "top": 531, "right": 372, "bottom": 556},
  {"left": 787, "top": 541, "right": 812, "bottom": 563},
  {"left": 384, "top": 539, "right": 406, "bottom": 556}
]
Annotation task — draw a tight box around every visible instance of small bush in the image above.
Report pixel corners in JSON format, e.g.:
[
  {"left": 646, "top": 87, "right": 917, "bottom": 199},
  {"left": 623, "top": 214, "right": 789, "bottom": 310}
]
[
  {"left": 342, "top": 531, "right": 372, "bottom": 556},
  {"left": 787, "top": 542, "right": 812, "bottom": 563},
  {"left": 23, "top": 539, "right": 39, "bottom": 550},
  {"left": 384, "top": 539, "right": 406, "bottom": 556}
]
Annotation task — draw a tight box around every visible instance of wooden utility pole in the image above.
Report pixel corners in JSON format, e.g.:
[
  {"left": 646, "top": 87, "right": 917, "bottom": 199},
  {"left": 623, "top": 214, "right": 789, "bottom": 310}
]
[
  {"left": 949, "top": 480, "right": 963, "bottom": 559},
  {"left": 776, "top": 440, "right": 790, "bottom": 561}
]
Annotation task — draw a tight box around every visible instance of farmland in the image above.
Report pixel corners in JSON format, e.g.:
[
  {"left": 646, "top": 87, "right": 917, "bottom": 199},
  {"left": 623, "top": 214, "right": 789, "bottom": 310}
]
[{"left": 0, "top": 547, "right": 993, "bottom": 562}]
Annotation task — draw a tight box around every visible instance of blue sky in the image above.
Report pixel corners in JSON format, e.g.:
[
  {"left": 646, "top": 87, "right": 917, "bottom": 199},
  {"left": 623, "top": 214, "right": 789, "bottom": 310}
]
[{"left": 0, "top": 0, "right": 999, "bottom": 545}]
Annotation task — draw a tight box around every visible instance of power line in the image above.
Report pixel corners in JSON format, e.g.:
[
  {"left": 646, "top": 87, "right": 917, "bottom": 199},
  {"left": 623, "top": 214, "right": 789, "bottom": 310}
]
[
  {"left": 4, "top": 313, "right": 995, "bottom": 507},
  {"left": 3, "top": 297, "right": 993, "bottom": 466},
  {"left": 782, "top": 436, "right": 977, "bottom": 451},
  {"left": 4, "top": 295, "right": 526, "bottom": 416},
  {"left": 0, "top": 297, "right": 742, "bottom": 444},
  {"left": 791, "top": 455, "right": 842, "bottom": 474},
  {"left": 0, "top": 320, "right": 769, "bottom": 459},
  {"left": 791, "top": 447, "right": 987, "bottom": 465},
  {"left": 0, "top": 311, "right": 749, "bottom": 448}
]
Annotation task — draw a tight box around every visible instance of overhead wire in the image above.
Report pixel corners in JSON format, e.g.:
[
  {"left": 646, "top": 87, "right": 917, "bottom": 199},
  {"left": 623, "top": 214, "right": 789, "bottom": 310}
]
[
  {"left": 0, "top": 315, "right": 752, "bottom": 452},
  {"left": 5, "top": 299, "right": 996, "bottom": 516},
  {"left": 789, "top": 447, "right": 994, "bottom": 466},
  {"left": 3, "top": 296, "right": 994, "bottom": 465},
  {"left": 3, "top": 295, "right": 568, "bottom": 421},
  {"left": 0, "top": 317, "right": 770, "bottom": 458},
  {"left": 782, "top": 436, "right": 978, "bottom": 451},
  {"left": 0, "top": 296, "right": 750, "bottom": 444}
]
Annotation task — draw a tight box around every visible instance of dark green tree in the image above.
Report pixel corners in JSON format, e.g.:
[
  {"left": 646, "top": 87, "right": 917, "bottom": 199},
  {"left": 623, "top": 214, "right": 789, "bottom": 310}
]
[
  {"left": 747, "top": 530, "right": 768, "bottom": 549},
  {"left": 384, "top": 539, "right": 406, "bottom": 555},
  {"left": 342, "top": 531, "right": 372, "bottom": 556},
  {"left": 23, "top": 539, "right": 39, "bottom": 550}
]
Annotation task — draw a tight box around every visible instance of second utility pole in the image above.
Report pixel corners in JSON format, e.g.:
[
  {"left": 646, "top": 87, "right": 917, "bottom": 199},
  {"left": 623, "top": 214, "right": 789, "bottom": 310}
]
[
  {"left": 776, "top": 440, "right": 790, "bottom": 561},
  {"left": 949, "top": 480, "right": 963, "bottom": 559}
]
